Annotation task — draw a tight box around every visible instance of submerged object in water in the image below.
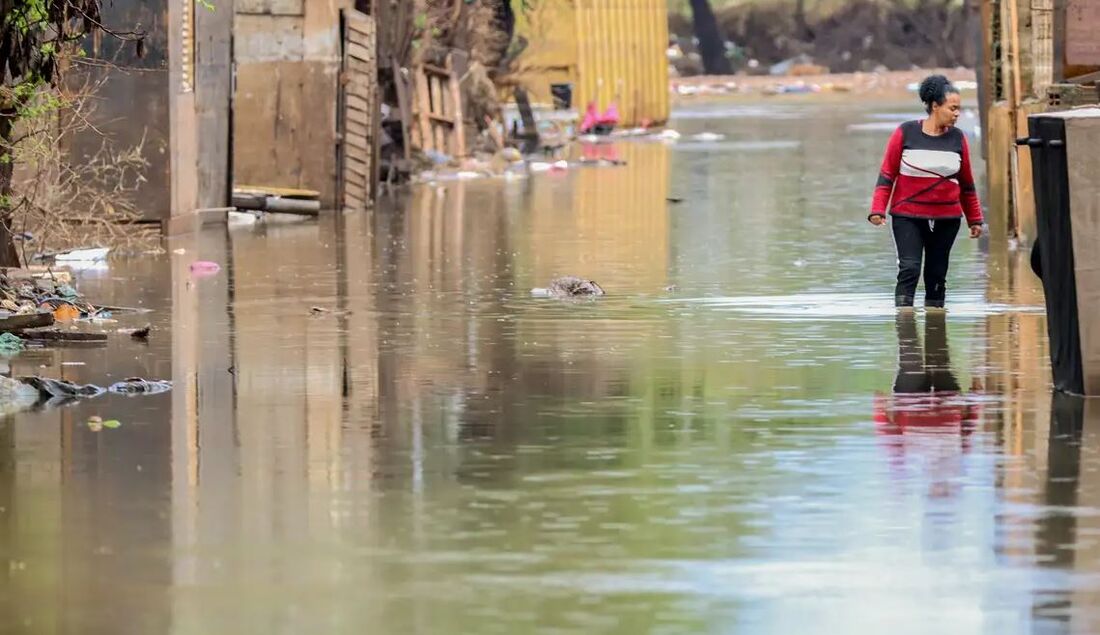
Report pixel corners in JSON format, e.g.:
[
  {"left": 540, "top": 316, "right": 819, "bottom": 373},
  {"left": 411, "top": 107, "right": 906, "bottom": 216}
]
[
  {"left": 531, "top": 276, "right": 605, "bottom": 298},
  {"left": 15, "top": 375, "right": 172, "bottom": 407}
]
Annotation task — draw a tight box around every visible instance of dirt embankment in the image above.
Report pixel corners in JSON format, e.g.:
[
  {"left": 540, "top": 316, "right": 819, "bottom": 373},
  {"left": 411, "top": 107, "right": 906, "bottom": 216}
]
[{"left": 670, "top": 0, "right": 976, "bottom": 75}]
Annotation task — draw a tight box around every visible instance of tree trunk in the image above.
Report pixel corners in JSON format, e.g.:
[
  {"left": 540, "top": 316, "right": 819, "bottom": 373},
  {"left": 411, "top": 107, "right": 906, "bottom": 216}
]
[
  {"left": 0, "top": 113, "right": 24, "bottom": 269},
  {"left": 961, "top": 0, "right": 977, "bottom": 69},
  {"left": 794, "top": 0, "right": 814, "bottom": 41},
  {"left": 689, "top": 0, "right": 732, "bottom": 75}
]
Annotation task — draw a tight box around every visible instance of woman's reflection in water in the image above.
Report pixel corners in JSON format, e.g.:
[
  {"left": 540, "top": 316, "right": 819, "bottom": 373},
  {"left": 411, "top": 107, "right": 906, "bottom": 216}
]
[{"left": 874, "top": 312, "right": 983, "bottom": 498}]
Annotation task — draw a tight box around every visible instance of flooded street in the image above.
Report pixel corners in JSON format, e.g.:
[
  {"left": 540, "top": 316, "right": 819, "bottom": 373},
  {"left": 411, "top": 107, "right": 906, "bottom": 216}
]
[{"left": 0, "top": 102, "right": 1087, "bottom": 634}]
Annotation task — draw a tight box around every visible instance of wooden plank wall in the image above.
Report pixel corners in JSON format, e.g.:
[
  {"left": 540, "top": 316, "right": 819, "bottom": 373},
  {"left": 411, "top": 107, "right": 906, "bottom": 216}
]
[
  {"left": 986, "top": 103, "right": 1013, "bottom": 243},
  {"left": 234, "top": 0, "right": 353, "bottom": 208},
  {"left": 410, "top": 56, "right": 466, "bottom": 158},
  {"left": 340, "top": 10, "right": 378, "bottom": 209},
  {"left": 195, "top": 0, "right": 234, "bottom": 210}
]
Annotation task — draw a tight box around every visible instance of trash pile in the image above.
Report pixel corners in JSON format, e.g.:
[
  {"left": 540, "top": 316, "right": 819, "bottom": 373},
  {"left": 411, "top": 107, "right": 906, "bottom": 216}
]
[
  {"left": 410, "top": 125, "right": 733, "bottom": 184},
  {"left": 671, "top": 69, "right": 976, "bottom": 102},
  {"left": 1, "top": 272, "right": 109, "bottom": 334},
  {"left": 0, "top": 269, "right": 149, "bottom": 348},
  {"left": 2, "top": 275, "right": 99, "bottom": 318},
  {"left": 0, "top": 255, "right": 167, "bottom": 417}
]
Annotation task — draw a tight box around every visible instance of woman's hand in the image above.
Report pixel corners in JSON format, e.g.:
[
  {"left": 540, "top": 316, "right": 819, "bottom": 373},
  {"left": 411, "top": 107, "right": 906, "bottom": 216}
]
[
  {"left": 869, "top": 214, "right": 886, "bottom": 226},
  {"left": 970, "top": 224, "right": 983, "bottom": 238}
]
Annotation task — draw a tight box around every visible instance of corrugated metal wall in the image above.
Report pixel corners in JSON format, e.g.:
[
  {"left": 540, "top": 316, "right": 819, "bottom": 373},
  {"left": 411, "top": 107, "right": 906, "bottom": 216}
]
[{"left": 513, "top": 0, "right": 670, "bottom": 127}]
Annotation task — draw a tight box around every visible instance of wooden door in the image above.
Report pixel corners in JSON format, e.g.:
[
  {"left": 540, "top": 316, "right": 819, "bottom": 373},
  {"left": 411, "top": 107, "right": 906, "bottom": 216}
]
[{"left": 339, "top": 10, "right": 378, "bottom": 210}]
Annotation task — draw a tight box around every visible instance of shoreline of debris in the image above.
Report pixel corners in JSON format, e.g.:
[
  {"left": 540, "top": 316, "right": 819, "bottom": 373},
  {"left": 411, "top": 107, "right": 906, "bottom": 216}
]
[
  {"left": 670, "top": 68, "right": 978, "bottom": 101},
  {"left": 409, "top": 128, "right": 739, "bottom": 184}
]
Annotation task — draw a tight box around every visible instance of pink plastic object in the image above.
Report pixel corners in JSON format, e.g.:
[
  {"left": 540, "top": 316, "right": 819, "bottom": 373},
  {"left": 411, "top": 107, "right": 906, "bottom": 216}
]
[
  {"left": 598, "top": 103, "right": 620, "bottom": 125},
  {"left": 580, "top": 101, "right": 599, "bottom": 133},
  {"left": 190, "top": 261, "right": 221, "bottom": 277}
]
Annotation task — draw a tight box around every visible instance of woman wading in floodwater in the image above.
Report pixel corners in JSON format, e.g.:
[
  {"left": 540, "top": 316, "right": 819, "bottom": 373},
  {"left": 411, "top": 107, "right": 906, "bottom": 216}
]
[{"left": 869, "top": 75, "right": 984, "bottom": 309}]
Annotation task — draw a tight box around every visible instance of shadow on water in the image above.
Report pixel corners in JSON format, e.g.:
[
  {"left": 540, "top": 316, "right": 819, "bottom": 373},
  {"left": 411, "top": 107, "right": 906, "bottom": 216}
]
[
  {"left": 1021, "top": 393, "right": 1100, "bottom": 633},
  {"left": 0, "top": 106, "right": 1092, "bottom": 634}
]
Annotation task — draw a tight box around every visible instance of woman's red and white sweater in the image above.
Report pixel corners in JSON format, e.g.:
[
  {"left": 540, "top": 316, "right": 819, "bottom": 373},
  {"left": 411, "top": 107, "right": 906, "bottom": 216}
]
[{"left": 870, "top": 120, "right": 983, "bottom": 226}]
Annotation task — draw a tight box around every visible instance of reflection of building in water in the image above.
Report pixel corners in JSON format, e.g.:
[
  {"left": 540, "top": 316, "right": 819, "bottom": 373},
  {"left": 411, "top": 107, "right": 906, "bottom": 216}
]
[
  {"left": 520, "top": 142, "right": 670, "bottom": 294},
  {"left": 370, "top": 163, "right": 676, "bottom": 448},
  {"left": 984, "top": 251, "right": 1053, "bottom": 577},
  {"left": 373, "top": 183, "right": 512, "bottom": 418},
  {"left": 985, "top": 251, "right": 1051, "bottom": 525},
  {"left": 984, "top": 248, "right": 1098, "bottom": 629},
  {"left": 1003, "top": 395, "right": 1100, "bottom": 632},
  {"left": 165, "top": 219, "right": 385, "bottom": 629},
  {"left": 218, "top": 215, "right": 382, "bottom": 503}
]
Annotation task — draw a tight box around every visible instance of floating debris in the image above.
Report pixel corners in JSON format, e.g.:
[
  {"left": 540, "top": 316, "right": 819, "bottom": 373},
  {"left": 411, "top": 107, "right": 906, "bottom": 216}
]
[
  {"left": 532, "top": 276, "right": 605, "bottom": 298},
  {"left": 109, "top": 378, "right": 172, "bottom": 395},
  {"left": 23, "top": 330, "right": 109, "bottom": 344},
  {"left": 0, "top": 376, "right": 41, "bottom": 416},
  {"left": 190, "top": 261, "right": 221, "bottom": 277},
  {"left": 16, "top": 375, "right": 172, "bottom": 406},
  {"left": 577, "top": 157, "right": 627, "bottom": 167},
  {"left": 118, "top": 325, "right": 151, "bottom": 340},
  {"left": 52, "top": 303, "right": 81, "bottom": 322},
  {"left": 0, "top": 332, "right": 25, "bottom": 352},
  {"left": 233, "top": 185, "right": 321, "bottom": 216},
  {"left": 0, "top": 311, "right": 54, "bottom": 333},
  {"left": 86, "top": 416, "right": 121, "bottom": 432},
  {"left": 54, "top": 247, "right": 110, "bottom": 263}
]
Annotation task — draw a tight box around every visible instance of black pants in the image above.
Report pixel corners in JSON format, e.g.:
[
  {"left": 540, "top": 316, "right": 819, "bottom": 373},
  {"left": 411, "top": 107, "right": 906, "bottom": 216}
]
[{"left": 892, "top": 215, "right": 961, "bottom": 308}]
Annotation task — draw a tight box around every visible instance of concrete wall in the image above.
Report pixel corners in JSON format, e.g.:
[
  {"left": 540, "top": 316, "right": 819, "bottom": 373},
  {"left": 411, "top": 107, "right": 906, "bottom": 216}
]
[{"left": 234, "top": 0, "right": 353, "bottom": 208}]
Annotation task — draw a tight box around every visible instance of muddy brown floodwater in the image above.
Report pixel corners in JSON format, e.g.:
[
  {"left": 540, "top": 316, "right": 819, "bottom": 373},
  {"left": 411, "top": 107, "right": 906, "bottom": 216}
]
[{"left": 0, "top": 101, "right": 1090, "bottom": 634}]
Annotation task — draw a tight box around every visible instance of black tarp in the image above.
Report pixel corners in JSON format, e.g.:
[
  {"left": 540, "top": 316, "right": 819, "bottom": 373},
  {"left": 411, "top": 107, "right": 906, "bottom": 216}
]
[{"left": 1025, "top": 115, "right": 1084, "bottom": 394}]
